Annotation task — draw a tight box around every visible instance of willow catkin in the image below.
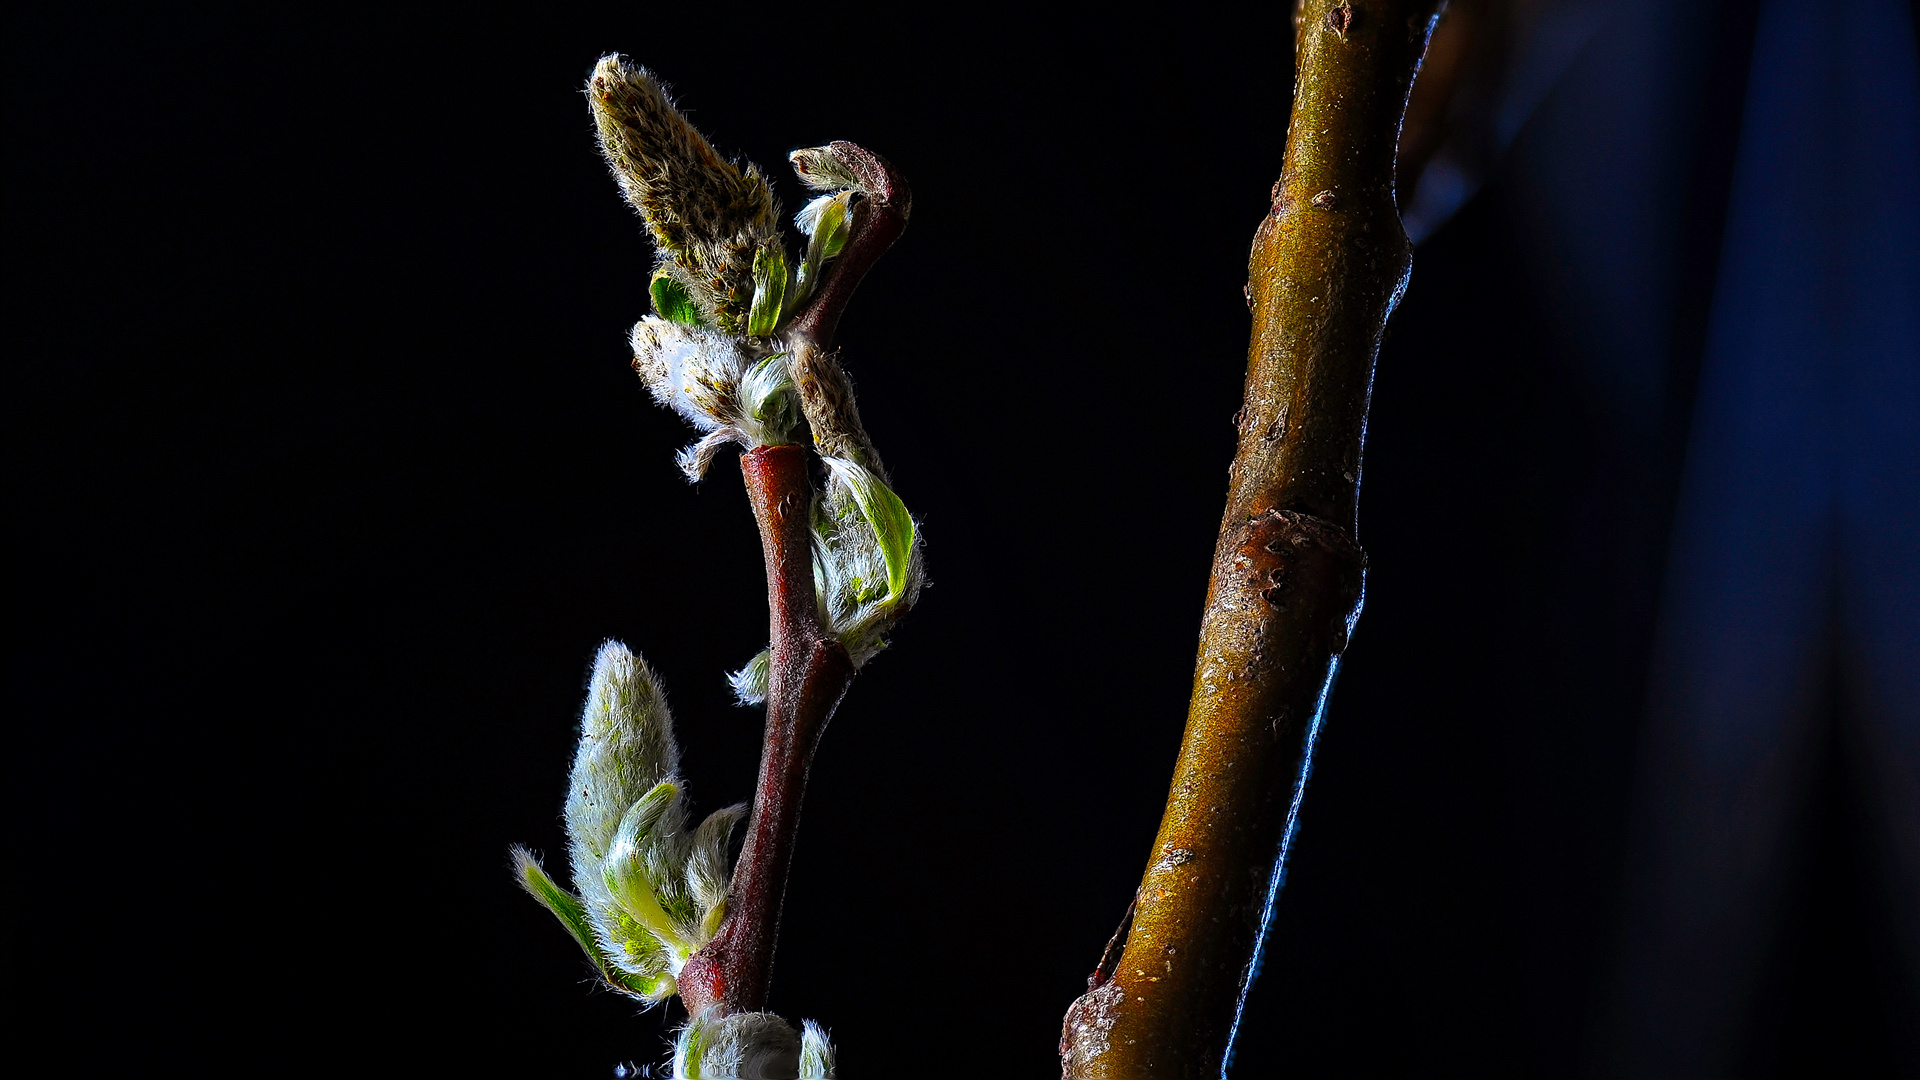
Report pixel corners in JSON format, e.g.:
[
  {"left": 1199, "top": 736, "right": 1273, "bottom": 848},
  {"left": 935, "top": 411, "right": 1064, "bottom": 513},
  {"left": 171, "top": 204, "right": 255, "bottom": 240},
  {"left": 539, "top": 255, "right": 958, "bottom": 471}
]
[{"left": 588, "top": 55, "right": 778, "bottom": 333}]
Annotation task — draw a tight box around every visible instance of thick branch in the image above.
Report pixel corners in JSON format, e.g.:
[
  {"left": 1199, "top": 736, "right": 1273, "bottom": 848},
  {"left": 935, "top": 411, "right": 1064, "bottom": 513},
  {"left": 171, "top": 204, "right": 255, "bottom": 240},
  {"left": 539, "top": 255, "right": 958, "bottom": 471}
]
[
  {"left": 1061, "top": 3, "right": 1441, "bottom": 1076},
  {"left": 677, "top": 445, "right": 854, "bottom": 1016}
]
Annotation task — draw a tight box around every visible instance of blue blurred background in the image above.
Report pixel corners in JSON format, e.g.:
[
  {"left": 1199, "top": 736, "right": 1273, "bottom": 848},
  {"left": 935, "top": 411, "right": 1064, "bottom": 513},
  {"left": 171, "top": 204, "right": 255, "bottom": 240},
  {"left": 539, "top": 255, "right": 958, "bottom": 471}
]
[{"left": 9, "top": 0, "right": 1915, "bottom": 1074}]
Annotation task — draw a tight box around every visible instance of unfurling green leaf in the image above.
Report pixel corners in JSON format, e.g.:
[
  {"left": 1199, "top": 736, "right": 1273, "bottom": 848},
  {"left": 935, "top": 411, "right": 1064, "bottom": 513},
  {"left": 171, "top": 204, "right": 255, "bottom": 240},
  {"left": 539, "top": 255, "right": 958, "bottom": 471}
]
[
  {"left": 514, "top": 847, "right": 676, "bottom": 999},
  {"left": 737, "top": 353, "right": 797, "bottom": 447},
  {"left": 818, "top": 204, "right": 851, "bottom": 261},
  {"left": 824, "top": 457, "right": 916, "bottom": 606},
  {"left": 512, "top": 848, "right": 608, "bottom": 974},
  {"left": 748, "top": 245, "right": 787, "bottom": 337},
  {"left": 603, "top": 782, "right": 692, "bottom": 953},
  {"left": 652, "top": 270, "right": 704, "bottom": 327},
  {"left": 794, "top": 192, "right": 854, "bottom": 307}
]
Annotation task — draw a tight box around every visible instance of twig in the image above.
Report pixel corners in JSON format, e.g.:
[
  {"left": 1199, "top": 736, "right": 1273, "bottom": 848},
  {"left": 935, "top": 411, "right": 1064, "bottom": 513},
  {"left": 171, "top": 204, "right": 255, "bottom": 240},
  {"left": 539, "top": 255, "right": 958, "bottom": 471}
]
[
  {"left": 1061, "top": 2, "right": 1444, "bottom": 1075},
  {"left": 523, "top": 65, "right": 922, "bottom": 1068},
  {"left": 678, "top": 150, "right": 912, "bottom": 1019},
  {"left": 677, "top": 445, "right": 856, "bottom": 1016},
  {"left": 787, "top": 142, "right": 911, "bottom": 349}
]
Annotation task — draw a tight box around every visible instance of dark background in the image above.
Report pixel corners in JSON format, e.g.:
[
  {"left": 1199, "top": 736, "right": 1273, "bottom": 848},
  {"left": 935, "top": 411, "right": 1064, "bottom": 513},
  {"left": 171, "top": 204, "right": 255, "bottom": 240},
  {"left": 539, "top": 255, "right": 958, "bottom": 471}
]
[{"left": 9, "top": 2, "right": 1916, "bottom": 1076}]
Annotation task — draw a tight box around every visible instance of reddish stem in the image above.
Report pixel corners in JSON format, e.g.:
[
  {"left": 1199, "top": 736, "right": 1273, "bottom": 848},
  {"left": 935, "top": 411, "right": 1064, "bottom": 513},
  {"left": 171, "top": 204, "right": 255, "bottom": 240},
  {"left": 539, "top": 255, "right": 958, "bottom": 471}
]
[
  {"left": 676, "top": 445, "right": 854, "bottom": 1016},
  {"left": 677, "top": 143, "right": 909, "bottom": 1018},
  {"left": 788, "top": 142, "right": 911, "bottom": 349}
]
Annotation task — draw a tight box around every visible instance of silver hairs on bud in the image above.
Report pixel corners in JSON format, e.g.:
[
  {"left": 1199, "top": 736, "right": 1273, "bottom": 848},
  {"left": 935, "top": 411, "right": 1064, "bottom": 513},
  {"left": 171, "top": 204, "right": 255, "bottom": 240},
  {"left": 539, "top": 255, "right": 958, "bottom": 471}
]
[
  {"left": 632, "top": 318, "right": 801, "bottom": 479},
  {"left": 514, "top": 642, "right": 745, "bottom": 1003},
  {"left": 567, "top": 641, "right": 679, "bottom": 861},
  {"left": 673, "top": 1011, "right": 837, "bottom": 1079},
  {"left": 799, "top": 1021, "right": 836, "bottom": 1080},
  {"left": 727, "top": 648, "right": 771, "bottom": 706}
]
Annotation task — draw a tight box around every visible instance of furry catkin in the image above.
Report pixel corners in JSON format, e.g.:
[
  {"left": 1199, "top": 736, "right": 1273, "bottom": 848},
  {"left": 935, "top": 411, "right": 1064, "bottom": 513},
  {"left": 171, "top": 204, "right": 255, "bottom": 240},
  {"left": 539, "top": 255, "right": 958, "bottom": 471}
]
[
  {"left": 512, "top": 641, "right": 744, "bottom": 1002},
  {"left": 787, "top": 340, "right": 883, "bottom": 479},
  {"left": 589, "top": 55, "right": 779, "bottom": 333},
  {"left": 673, "top": 1012, "right": 837, "bottom": 1079},
  {"left": 566, "top": 641, "right": 679, "bottom": 864}
]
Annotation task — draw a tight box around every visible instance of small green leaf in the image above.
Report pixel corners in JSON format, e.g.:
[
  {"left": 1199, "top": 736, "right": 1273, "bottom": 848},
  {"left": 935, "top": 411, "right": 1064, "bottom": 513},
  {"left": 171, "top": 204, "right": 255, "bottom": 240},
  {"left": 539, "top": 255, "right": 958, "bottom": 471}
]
[
  {"left": 651, "top": 270, "right": 703, "bottom": 327},
  {"left": 793, "top": 193, "right": 853, "bottom": 310},
  {"left": 512, "top": 847, "right": 614, "bottom": 979},
  {"left": 748, "top": 245, "right": 787, "bottom": 337},
  {"left": 817, "top": 196, "right": 852, "bottom": 260},
  {"left": 823, "top": 458, "right": 916, "bottom": 606},
  {"left": 603, "top": 783, "right": 692, "bottom": 954}
]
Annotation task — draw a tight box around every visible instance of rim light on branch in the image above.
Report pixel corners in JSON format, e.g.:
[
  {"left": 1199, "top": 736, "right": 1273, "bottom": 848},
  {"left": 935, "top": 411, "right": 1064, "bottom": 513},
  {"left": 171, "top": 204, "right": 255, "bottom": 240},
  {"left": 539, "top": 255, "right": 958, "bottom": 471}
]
[{"left": 1060, "top": 3, "right": 1444, "bottom": 1076}]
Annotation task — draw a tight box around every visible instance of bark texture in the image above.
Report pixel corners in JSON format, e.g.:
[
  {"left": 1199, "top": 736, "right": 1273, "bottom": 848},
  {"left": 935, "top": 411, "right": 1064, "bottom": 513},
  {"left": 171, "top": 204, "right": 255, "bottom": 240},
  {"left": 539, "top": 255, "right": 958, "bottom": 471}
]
[{"left": 1061, "top": 2, "right": 1442, "bottom": 1075}]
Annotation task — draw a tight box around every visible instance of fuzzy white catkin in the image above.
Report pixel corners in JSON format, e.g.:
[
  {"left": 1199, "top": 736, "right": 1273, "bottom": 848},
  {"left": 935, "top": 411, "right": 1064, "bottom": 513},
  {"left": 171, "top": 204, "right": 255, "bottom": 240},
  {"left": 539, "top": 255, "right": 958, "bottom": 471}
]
[
  {"left": 673, "top": 1012, "right": 836, "bottom": 1079},
  {"left": 548, "top": 641, "right": 745, "bottom": 998},
  {"left": 566, "top": 641, "right": 680, "bottom": 865},
  {"left": 630, "top": 318, "right": 798, "bottom": 480},
  {"left": 563, "top": 642, "right": 684, "bottom": 992}
]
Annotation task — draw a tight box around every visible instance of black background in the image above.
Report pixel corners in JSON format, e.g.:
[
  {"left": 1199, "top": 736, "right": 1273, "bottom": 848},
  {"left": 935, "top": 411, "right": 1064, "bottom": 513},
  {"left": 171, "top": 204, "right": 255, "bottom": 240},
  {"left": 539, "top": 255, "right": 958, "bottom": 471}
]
[{"left": 8, "top": 3, "right": 1908, "bottom": 1076}]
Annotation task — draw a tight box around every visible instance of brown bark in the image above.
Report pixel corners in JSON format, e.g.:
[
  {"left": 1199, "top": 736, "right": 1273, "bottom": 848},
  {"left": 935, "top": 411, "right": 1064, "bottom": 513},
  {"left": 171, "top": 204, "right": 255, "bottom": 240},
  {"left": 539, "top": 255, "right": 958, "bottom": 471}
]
[{"left": 1061, "top": 2, "right": 1443, "bottom": 1075}]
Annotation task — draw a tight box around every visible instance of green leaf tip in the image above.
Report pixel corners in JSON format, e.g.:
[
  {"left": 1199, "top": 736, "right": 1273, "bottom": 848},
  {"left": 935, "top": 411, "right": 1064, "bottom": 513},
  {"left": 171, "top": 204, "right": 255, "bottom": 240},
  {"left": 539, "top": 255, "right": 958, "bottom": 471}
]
[
  {"left": 825, "top": 457, "right": 917, "bottom": 607},
  {"left": 603, "top": 782, "right": 695, "bottom": 955},
  {"left": 748, "top": 245, "right": 787, "bottom": 337},
  {"left": 512, "top": 846, "right": 619, "bottom": 984},
  {"left": 513, "top": 848, "right": 594, "bottom": 950},
  {"left": 651, "top": 270, "right": 704, "bottom": 327}
]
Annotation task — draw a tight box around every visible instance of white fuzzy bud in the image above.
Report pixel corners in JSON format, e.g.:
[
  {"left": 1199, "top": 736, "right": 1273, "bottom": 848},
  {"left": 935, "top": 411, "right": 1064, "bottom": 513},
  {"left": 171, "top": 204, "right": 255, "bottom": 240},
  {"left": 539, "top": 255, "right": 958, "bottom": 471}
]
[
  {"left": 811, "top": 458, "right": 926, "bottom": 666},
  {"left": 514, "top": 641, "right": 745, "bottom": 1004},
  {"left": 566, "top": 642, "right": 679, "bottom": 863},
  {"left": 727, "top": 648, "right": 771, "bottom": 706},
  {"left": 674, "top": 1011, "right": 840, "bottom": 1079},
  {"left": 631, "top": 321, "right": 800, "bottom": 481}
]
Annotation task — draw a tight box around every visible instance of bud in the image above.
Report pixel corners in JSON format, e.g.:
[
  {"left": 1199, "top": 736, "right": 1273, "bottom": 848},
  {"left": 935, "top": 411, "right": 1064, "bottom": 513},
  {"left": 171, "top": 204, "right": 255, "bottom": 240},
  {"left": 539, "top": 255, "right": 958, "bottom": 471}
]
[
  {"left": 513, "top": 642, "right": 744, "bottom": 1004},
  {"left": 589, "top": 55, "right": 779, "bottom": 333},
  {"left": 747, "top": 243, "right": 788, "bottom": 338},
  {"left": 727, "top": 648, "right": 772, "bottom": 706},
  {"left": 675, "top": 1011, "right": 839, "bottom": 1079},
  {"left": 811, "top": 457, "right": 925, "bottom": 667}
]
